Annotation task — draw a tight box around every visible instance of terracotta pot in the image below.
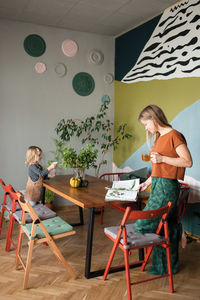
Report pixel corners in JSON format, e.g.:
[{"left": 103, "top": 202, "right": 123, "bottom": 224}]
[{"left": 45, "top": 203, "right": 53, "bottom": 210}]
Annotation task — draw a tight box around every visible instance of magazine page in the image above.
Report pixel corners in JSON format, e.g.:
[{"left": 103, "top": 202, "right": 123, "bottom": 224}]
[{"left": 105, "top": 179, "right": 140, "bottom": 201}]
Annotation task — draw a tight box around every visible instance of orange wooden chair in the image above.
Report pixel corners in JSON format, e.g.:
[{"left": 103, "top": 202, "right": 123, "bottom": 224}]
[
  {"left": 0, "top": 179, "right": 56, "bottom": 251},
  {"left": 15, "top": 192, "right": 76, "bottom": 289},
  {"left": 103, "top": 202, "right": 173, "bottom": 300},
  {"left": 0, "top": 179, "right": 22, "bottom": 251}
]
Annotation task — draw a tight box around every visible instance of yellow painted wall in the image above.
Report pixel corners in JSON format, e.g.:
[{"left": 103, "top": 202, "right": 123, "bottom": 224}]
[{"left": 114, "top": 77, "right": 200, "bottom": 167}]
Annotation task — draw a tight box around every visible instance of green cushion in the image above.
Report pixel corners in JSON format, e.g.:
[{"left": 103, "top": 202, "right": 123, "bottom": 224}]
[
  {"left": 119, "top": 167, "right": 148, "bottom": 182},
  {"left": 21, "top": 216, "right": 73, "bottom": 240}
]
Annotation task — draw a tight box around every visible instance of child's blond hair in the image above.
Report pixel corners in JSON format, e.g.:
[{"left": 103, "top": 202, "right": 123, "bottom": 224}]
[{"left": 25, "top": 146, "right": 42, "bottom": 166}]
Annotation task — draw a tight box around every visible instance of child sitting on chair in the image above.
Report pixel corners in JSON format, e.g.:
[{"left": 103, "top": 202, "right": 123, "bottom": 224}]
[{"left": 25, "top": 146, "right": 57, "bottom": 206}]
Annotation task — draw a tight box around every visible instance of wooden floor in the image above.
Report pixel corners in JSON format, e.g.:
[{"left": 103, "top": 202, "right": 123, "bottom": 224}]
[{"left": 0, "top": 205, "right": 200, "bottom": 300}]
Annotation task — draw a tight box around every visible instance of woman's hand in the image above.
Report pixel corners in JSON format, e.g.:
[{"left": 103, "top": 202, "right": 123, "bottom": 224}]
[
  {"left": 139, "top": 176, "right": 152, "bottom": 192},
  {"left": 150, "top": 152, "right": 163, "bottom": 163}
]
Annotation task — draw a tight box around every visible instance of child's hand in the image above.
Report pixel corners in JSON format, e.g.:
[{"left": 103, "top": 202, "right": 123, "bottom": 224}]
[{"left": 48, "top": 162, "right": 57, "bottom": 172}]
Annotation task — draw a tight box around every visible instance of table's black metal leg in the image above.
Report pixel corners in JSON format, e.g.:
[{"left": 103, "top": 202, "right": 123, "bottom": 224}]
[
  {"left": 85, "top": 207, "right": 95, "bottom": 278},
  {"left": 79, "top": 207, "right": 84, "bottom": 225},
  {"left": 41, "top": 187, "right": 46, "bottom": 205}
]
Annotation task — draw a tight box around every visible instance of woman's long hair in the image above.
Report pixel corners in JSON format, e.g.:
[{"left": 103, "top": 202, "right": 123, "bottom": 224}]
[{"left": 138, "top": 104, "right": 172, "bottom": 149}]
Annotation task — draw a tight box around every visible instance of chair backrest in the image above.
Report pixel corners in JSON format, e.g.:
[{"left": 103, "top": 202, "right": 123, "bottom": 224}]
[
  {"left": 121, "top": 202, "right": 172, "bottom": 240},
  {"left": 16, "top": 193, "right": 39, "bottom": 225},
  {"left": 16, "top": 192, "right": 54, "bottom": 241},
  {"left": 0, "top": 179, "right": 19, "bottom": 212},
  {"left": 100, "top": 172, "right": 126, "bottom": 182}
]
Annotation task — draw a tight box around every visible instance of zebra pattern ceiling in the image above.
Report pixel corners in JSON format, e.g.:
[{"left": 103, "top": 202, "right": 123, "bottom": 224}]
[{"left": 122, "top": 0, "right": 200, "bottom": 83}]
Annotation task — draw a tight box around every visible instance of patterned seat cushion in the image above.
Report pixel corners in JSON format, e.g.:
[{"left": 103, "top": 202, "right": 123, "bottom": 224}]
[
  {"left": 104, "top": 223, "right": 168, "bottom": 249},
  {"left": 21, "top": 216, "right": 73, "bottom": 239},
  {"left": 13, "top": 203, "right": 56, "bottom": 223}
]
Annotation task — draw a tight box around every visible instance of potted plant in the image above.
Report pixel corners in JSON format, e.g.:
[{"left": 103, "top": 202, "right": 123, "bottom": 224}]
[
  {"left": 56, "top": 143, "right": 98, "bottom": 186},
  {"left": 45, "top": 189, "right": 54, "bottom": 209}
]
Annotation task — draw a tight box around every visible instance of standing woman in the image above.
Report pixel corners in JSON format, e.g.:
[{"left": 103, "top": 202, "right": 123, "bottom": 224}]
[{"left": 134, "top": 104, "right": 192, "bottom": 275}]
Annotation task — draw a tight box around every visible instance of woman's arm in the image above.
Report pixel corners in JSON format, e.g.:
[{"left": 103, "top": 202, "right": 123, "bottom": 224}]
[
  {"left": 139, "top": 176, "right": 152, "bottom": 192},
  {"left": 151, "top": 143, "right": 193, "bottom": 168}
]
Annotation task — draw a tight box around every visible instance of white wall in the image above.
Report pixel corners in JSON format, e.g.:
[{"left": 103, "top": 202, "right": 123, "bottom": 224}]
[{"left": 0, "top": 19, "right": 114, "bottom": 205}]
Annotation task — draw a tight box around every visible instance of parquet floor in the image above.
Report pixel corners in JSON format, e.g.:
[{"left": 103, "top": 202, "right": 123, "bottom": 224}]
[{"left": 0, "top": 205, "right": 200, "bottom": 300}]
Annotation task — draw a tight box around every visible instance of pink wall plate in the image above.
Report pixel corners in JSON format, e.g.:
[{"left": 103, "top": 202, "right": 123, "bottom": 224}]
[
  {"left": 62, "top": 39, "right": 78, "bottom": 57},
  {"left": 34, "top": 62, "right": 46, "bottom": 74}
]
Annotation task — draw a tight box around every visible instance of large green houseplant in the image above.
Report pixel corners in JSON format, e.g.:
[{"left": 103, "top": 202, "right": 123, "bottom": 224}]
[
  {"left": 56, "top": 143, "right": 98, "bottom": 179},
  {"left": 55, "top": 103, "right": 132, "bottom": 178}
]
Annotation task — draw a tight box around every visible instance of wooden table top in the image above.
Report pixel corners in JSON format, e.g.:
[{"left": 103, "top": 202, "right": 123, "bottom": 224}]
[{"left": 43, "top": 175, "right": 149, "bottom": 209}]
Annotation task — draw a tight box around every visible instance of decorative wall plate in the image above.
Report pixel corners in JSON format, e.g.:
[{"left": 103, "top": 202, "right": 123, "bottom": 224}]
[
  {"left": 62, "top": 39, "right": 78, "bottom": 57},
  {"left": 101, "top": 95, "right": 110, "bottom": 105},
  {"left": 34, "top": 62, "right": 46, "bottom": 74},
  {"left": 88, "top": 49, "right": 104, "bottom": 65},
  {"left": 55, "top": 63, "right": 67, "bottom": 77},
  {"left": 24, "top": 34, "right": 46, "bottom": 57},
  {"left": 104, "top": 73, "right": 114, "bottom": 84},
  {"left": 72, "top": 72, "right": 95, "bottom": 96}
]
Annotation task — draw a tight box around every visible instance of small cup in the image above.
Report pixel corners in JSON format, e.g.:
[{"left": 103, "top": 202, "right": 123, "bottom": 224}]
[{"left": 142, "top": 153, "right": 151, "bottom": 162}]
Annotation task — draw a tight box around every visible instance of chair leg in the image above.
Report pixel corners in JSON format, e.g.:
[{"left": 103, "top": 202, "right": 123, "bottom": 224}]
[
  {"left": 0, "top": 206, "right": 6, "bottom": 235},
  {"left": 23, "top": 240, "right": 34, "bottom": 289},
  {"left": 141, "top": 245, "right": 153, "bottom": 271},
  {"left": 47, "top": 239, "right": 76, "bottom": 279},
  {"left": 103, "top": 234, "right": 122, "bottom": 280},
  {"left": 15, "top": 227, "right": 24, "bottom": 270},
  {"left": 5, "top": 215, "right": 15, "bottom": 251},
  {"left": 124, "top": 249, "right": 132, "bottom": 300},
  {"left": 166, "top": 245, "right": 174, "bottom": 293}
]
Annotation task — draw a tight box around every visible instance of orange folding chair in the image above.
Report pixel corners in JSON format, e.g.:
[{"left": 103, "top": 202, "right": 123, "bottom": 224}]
[
  {"left": 15, "top": 192, "right": 76, "bottom": 289},
  {"left": 0, "top": 179, "right": 56, "bottom": 251},
  {"left": 0, "top": 179, "right": 21, "bottom": 251},
  {"left": 103, "top": 202, "right": 173, "bottom": 300}
]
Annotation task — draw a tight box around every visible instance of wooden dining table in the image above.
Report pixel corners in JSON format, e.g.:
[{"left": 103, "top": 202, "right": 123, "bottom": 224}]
[{"left": 43, "top": 174, "right": 147, "bottom": 279}]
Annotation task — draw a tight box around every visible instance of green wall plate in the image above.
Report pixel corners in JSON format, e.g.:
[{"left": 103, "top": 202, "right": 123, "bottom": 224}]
[
  {"left": 72, "top": 72, "right": 95, "bottom": 96},
  {"left": 24, "top": 34, "right": 46, "bottom": 57}
]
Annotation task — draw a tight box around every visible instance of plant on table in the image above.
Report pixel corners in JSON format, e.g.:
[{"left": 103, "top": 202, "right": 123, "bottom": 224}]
[
  {"left": 55, "top": 103, "right": 132, "bottom": 178},
  {"left": 55, "top": 143, "right": 98, "bottom": 187}
]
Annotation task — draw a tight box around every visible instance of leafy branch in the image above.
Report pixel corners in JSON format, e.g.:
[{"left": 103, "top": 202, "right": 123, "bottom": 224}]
[{"left": 55, "top": 103, "right": 132, "bottom": 177}]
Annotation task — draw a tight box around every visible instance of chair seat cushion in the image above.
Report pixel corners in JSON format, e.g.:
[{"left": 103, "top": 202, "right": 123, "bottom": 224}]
[
  {"left": 104, "top": 223, "right": 168, "bottom": 249},
  {"left": 21, "top": 216, "right": 74, "bottom": 239},
  {"left": 13, "top": 203, "right": 56, "bottom": 223}
]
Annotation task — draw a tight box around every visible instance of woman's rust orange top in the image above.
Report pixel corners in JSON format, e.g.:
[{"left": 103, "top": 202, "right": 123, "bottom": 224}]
[{"left": 151, "top": 129, "right": 186, "bottom": 180}]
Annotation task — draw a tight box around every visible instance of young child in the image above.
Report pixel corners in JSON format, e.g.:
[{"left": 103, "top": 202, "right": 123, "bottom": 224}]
[{"left": 25, "top": 146, "right": 57, "bottom": 206}]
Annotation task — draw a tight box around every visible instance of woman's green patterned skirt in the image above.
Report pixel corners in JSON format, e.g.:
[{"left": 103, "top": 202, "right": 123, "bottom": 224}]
[{"left": 134, "top": 177, "right": 182, "bottom": 275}]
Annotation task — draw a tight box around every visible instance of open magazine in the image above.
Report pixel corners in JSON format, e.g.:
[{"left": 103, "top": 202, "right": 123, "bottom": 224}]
[{"left": 105, "top": 179, "right": 140, "bottom": 201}]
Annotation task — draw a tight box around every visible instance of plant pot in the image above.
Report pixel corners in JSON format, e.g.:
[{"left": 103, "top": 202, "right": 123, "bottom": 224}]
[
  {"left": 45, "top": 203, "right": 53, "bottom": 210},
  {"left": 73, "top": 168, "right": 85, "bottom": 180}
]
